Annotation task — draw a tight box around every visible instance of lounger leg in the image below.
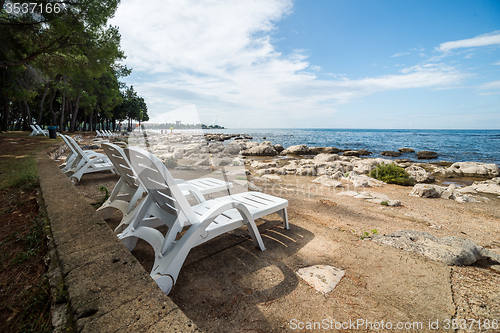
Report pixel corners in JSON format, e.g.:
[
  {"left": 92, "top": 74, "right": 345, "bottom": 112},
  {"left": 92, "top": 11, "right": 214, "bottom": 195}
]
[
  {"left": 245, "top": 219, "right": 266, "bottom": 251},
  {"left": 276, "top": 208, "right": 289, "bottom": 230},
  {"left": 153, "top": 274, "right": 174, "bottom": 295},
  {"left": 120, "top": 236, "right": 138, "bottom": 251}
]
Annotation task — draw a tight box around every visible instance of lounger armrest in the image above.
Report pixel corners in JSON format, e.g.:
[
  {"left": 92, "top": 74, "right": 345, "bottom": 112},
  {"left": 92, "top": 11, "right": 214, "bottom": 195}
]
[
  {"left": 198, "top": 201, "right": 253, "bottom": 229},
  {"left": 176, "top": 182, "right": 206, "bottom": 203}
]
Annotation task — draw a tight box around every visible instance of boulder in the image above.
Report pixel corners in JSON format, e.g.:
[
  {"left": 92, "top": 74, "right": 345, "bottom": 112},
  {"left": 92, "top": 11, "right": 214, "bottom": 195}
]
[
  {"left": 247, "top": 181, "right": 262, "bottom": 192},
  {"left": 356, "top": 149, "right": 372, "bottom": 156},
  {"left": 273, "top": 144, "right": 284, "bottom": 153},
  {"left": 372, "top": 230, "right": 500, "bottom": 266},
  {"left": 241, "top": 141, "right": 278, "bottom": 156},
  {"left": 223, "top": 142, "right": 241, "bottom": 155},
  {"left": 309, "top": 147, "right": 343, "bottom": 154},
  {"left": 409, "top": 184, "right": 444, "bottom": 198},
  {"left": 261, "top": 174, "right": 283, "bottom": 182},
  {"left": 429, "top": 166, "right": 456, "bottom": 178},
  {"left": 405, "top": 165, "right": 435, "bottom": 183},
  {"left": 416, "top": 151, "right": 438, "bottom": 159},
  {"left": 380, "top": 151, "right": 402, "bottom": 157},
  {"left": 250, "top": 161, "right": 277, "bottom": 169},
  {"left": 255, "top": 168, "right": 278, "bottom": 176},
  {"left": 281, "top": 144, "right": 310, "bottom": 155},
  {"left": 471, "top": 180, "right": 500, "bottom": 195},
  {"left": 447, "top": 162, "right": 500, "bottom": 178},
  {"left": 210, "top": 157, "right": 232, "bottom": 167},
  {"left": 348, "top": 173, "right": 385, "bottom": 187},
  {"left": 343, "top": 150, "right": 359, "bottom": 157},
  {"left": 193, "top": 158, "right": 211, "bottom": 166},
  {"left": 398, "top": 147, "right": 415, "bottom": 153},
  {"left": 311, "top": 175, "right": 343, "bottom": 188},
  {"left": 295, "top": 165, "right": 317, "bottom": 176},
  {"left": 313, "top": 153, "right": 340, "bottom": 164}
]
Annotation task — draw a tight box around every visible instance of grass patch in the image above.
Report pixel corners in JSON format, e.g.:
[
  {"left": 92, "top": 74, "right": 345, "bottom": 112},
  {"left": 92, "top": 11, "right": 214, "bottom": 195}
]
[
  {"left": 369, "top": 163, "right": 414, "bottom": 186},
  {"left": 0, "top": 131, "right": 56, "bottom": 332},
  {"left": 352, "top": 228, "right": 379, "bottom": 240},
  {"left": 0, "top": 132, "right": 59, "bottom": 191}
]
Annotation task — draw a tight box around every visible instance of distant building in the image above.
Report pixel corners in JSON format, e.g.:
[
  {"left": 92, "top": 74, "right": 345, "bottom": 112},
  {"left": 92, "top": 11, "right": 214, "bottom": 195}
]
[{"left": 176, "top": 121, "right": 181, "bottom": 125}]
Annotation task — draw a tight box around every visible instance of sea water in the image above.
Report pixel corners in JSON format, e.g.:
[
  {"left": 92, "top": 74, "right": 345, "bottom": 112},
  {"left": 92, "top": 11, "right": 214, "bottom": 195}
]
[{"left": 206, "top": 128, "right": 500, "bottom": 165}]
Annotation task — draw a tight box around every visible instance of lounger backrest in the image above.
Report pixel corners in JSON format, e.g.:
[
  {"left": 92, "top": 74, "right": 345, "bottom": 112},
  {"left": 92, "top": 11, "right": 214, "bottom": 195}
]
[
  {"left": 30, "top": 125, "right": 38, "bottom": 132},
  {"left": 60, "top": 135, "right": 78, "bottom": 155},
  {"left": 102, "top": 143, "right": 139, "bottom": 190},
  {"left": 65, "top": 136, "right": 91, "bottom": 162},
  {"left": 125, "top": 146, "right": 198, "bottom": 227}
]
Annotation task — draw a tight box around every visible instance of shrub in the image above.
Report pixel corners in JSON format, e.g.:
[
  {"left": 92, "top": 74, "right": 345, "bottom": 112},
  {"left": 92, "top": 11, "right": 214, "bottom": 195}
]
[
  {"left": 370, "top": 163, "right": 414, "bottom": 186},
  {"left": 164, "top": 157, "right": 178, "bottom": 169}
]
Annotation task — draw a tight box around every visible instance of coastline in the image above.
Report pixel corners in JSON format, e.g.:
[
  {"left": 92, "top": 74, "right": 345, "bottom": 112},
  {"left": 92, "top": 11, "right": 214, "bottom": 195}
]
[
  {"left": 59, "top": 131, "right": 500, "bottom": 332},
  {"left": 197, "top": 128, "right": 500, "bottom": 165}
]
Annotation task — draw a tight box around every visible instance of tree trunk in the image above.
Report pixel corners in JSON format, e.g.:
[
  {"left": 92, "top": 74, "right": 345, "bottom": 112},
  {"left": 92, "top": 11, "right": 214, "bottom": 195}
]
[
  {"left": 89, "top": 111, "right": 94, "bottom": 131},
  {"left": 23, "top": 100, "right": 32, "bottom": 130},
  {"left": 49, "top": 88, "right": 58, "bottom": 126},
  {"left": 69, "top": 94, "right": 80, "bottom": 132},
  {"left": 1, "top": 98, "right": 9, "bottom": 132},
  {"left": 60, "top": 77, "right": 66, "bottom": 131},
  {"left": 37, "top": 84, "right": 49, "bottom": 124}
]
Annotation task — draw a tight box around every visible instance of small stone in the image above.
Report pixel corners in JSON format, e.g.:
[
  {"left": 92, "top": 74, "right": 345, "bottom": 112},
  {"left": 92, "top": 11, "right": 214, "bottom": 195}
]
[{"left": 296, "top": 265, "right": 345, "bottom": 294}]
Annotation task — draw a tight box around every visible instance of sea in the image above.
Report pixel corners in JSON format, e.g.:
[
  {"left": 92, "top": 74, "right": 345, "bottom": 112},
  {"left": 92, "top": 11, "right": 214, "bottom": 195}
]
[{"left": 201, "top": 128, "right": 500, "bottom": 165}]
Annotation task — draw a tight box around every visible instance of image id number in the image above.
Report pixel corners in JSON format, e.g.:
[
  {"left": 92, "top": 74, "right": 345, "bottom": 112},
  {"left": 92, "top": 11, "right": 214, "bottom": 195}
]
[{"left": 4, "top": 2, "right": 61, "bottom": 14}]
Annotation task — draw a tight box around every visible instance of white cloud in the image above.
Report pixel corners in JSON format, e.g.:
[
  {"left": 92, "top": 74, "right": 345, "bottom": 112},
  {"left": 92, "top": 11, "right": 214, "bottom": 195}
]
[
  {"left": 110, "top": 0, "right": 473, "bottom": 127},
  {"left": 476, "top": 80, "right": 500, "bottom": 95},
  {"left": 391, "top": 51, "right": 410, "bottom": 58},
  {"left": 437, "top": 31, "right": 500, "bottom": 52}
]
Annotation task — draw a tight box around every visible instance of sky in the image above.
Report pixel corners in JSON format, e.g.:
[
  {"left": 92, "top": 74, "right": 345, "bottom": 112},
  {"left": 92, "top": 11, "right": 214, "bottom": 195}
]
[{"left": 109, "top": 0, "right": 500, "bottom": 129}]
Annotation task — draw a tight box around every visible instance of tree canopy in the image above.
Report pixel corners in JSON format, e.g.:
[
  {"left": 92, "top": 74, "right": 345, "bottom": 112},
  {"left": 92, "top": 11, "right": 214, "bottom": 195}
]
[{"left": 0, "top": 0, "right": 148, "bottom": 132}]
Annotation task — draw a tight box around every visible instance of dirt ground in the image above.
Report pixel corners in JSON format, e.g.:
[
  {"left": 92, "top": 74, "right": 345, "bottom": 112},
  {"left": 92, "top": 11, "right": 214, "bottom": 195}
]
[
  {"left": 64, "top": 135, "right": 500, "bottom": 333},
  {"left": 0, "top": 133, "right": 54, "bottom": 333}
]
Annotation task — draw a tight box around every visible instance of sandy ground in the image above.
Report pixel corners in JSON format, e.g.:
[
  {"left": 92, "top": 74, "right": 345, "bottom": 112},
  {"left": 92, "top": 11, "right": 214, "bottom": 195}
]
[{"left": 57, "top": 135, "right": 500, "bottom": 333}]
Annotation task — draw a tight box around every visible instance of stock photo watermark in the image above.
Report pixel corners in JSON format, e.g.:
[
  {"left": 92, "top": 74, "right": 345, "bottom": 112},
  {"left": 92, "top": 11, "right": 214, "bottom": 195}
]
[{"left": 289, "top": 318, "right": 499, "bottom": 331}]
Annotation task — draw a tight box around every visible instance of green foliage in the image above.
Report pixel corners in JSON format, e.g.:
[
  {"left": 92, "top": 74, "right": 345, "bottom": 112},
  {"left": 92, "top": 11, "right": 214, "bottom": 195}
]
[
  {"left": 0, "top": 0, "right": 133, "bottom": 132},
  {"left": 10, "top": 216, "right": 46, "bottom": 266},
  {"left": 369, "top": 163, "right": 414, "bottom": 186},
  {"left": 0, "top": 155, "right": 38, "bottom": 191},
  {"left": 353, "top": 228, "right": 379, "bottom": 240},
  {"left": 98, "top": 185, "right": 110, "bottom": 205},
  {"left": 164, "top": 157, "right": 178, "bottom": 169},
  {"left": 381, "top": 201, "right": 389, "bottom": 206}
]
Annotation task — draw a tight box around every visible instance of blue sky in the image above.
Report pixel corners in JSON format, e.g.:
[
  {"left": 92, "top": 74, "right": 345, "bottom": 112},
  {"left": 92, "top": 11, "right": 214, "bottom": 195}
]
[{"left": 110, "top": 0, "right": 500, "bottom": 129}]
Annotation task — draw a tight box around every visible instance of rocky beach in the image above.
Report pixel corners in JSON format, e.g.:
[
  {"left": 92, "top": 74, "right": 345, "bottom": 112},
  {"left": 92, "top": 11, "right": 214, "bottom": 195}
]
[{"left": 58, "top": 130, "right": 500, "bottom": 332}]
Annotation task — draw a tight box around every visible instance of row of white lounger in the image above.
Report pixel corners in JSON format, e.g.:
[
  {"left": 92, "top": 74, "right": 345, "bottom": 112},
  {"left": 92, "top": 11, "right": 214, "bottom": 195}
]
[
  {"left": 96, "top": 129, "right": 119, "bottom": 138},
  {"left": 58, "top": 135, "right": 288, "bottom": 294}
]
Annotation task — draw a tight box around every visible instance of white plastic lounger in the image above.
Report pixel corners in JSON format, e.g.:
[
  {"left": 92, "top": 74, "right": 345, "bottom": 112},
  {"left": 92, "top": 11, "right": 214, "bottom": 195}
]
[
  {"left": 96, "top": 130, "right": 106, "bottom": 138},
  {"left": 104, "top": 129, "right": 117, "bottom": 137},
  {"left": 35, "top": 125, "right": 49, "bottom": 136},
  {"left": 118, "top": 146, "right": 288, "bottom": 295},
  {"left": 98, "top": 143, "right": 234, "bottom": 233},
  {"left": 30, "top": 124, "right": 48, "bottom": 136},
  {"left": 63, "top": 135, "right": 116, "bottom": 184},
  {"left": 59, "top": 134, "right": 104, "bottom": 173}
]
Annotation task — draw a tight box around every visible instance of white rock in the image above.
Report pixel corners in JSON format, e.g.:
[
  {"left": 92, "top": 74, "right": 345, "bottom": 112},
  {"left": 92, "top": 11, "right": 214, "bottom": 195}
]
[
  {"left": 472, "top": 181, "right": 500, "bottom": 195},
  {"left": 405, "top": 165, "right": 435, "bottom": 183},
  {"left": 262, "top": 174, "right": 283, "bottom": 182},
  {"left": 296, "top": 265, "right": 345, "bottom": 294},
  {"left": 409, "top": 184, "right": 445, "bottom": 198},
  {"left": 311, "top": 175, "right": 343, "bottom": 188},
  {"left": 313, "top": 153, "right": 340, "bottom": 164},
  {"left": 448, "top": 162, "right": 500, "bottom": 178}
]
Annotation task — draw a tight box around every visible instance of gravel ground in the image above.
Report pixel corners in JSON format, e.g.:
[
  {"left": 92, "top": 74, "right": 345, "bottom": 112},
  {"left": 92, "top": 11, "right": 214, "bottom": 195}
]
[{"left": 58, "top": 135, "right": 500, "bottom": 332}]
